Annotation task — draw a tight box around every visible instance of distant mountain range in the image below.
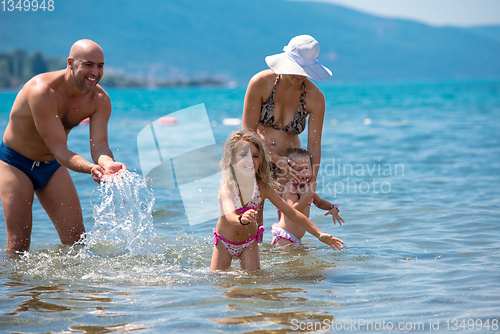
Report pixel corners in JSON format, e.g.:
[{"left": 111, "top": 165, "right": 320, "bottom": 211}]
[{"left": 1, "top": 0, "right": 499, "bottom": 84}]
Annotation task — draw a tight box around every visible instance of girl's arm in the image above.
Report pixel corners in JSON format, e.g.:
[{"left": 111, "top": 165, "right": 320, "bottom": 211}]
[
  {"left": 312, "top": 193, "right": 336, "bottom": 211},
  {"left": 262, "top": 182, "right": 343, "bottom": 250},
  {"left": 313, "top": 193, "right": 344, "bottom": 226},
  {"left": 290, "top": 183, "right": 315, "bottom": 212},
  {"left": 292, "top": 194, "right": 312, "bottom": 212}
]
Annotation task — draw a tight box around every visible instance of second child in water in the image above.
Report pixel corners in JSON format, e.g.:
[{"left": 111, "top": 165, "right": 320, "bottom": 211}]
[
  {"left": 272, "top": 148, "right": 345, "bottom": 246},
  {"left": 210, "top": 131, "right": 343, "bottom": 271}
]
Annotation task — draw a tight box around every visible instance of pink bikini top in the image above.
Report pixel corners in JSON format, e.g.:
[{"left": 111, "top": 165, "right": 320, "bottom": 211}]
[
  {"left": 234, "top": 178, "right": 262, "bottom": 214},
  {"left": 219, "top": 178, "right": 262, "bottom": 215}
]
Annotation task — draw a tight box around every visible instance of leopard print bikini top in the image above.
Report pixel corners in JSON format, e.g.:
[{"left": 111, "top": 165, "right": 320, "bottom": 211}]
[{"left": 259, "top": 75, "right": 308, "bottom": 135}]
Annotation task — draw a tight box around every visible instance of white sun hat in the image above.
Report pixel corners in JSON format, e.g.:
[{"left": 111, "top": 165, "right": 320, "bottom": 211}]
[{"left": 265, "top": 35, "right": 332, "bottom": 81}]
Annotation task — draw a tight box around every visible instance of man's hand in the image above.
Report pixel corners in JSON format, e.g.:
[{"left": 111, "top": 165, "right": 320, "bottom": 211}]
[
  {"left": 90, "top": 164, "right": 105, "bottom": 183},
  {"left": 103, "top": 162, "right": 127, "bottom": 177},
  {"left": 90, "top": 162, "right": 127, "bottom": 183}
]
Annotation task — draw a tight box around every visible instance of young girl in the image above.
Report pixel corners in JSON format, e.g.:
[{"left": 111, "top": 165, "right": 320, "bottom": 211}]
[
  {"left": 210, "top": 131, "right": 343, "bottom": 271},
  {"left": 272, "top": 148, "right": 345, "bottom": 247}
]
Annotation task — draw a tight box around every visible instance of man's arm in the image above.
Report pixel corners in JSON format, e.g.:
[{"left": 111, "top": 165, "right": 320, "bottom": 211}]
[
  {"left": 88, "top": 90, "right": 126, "bottom": 176},
  {"left": 29, "top": 83, "right": 94, "bottom": 174}
]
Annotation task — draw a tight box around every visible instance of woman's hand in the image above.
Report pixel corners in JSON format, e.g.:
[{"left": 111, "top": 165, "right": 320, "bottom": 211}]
[{"left": 276, "top": 156, "right": 301, "bottom": 184}]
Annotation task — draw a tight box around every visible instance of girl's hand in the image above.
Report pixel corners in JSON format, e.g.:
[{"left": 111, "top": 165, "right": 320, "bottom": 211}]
[
  {"left": 325, "top": 205, "right": 344, "bottom": 226},
  {"left": 240, "top": 209, "right": 257, "bottom": 226},
  {"left": 318, "top": 233, "right": 344, "bottom": 251}
]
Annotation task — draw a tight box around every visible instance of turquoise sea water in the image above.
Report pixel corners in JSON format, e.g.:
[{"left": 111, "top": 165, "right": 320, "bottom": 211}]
[{"left": 0, "top": 81, "right": 499, "bottom": 333}]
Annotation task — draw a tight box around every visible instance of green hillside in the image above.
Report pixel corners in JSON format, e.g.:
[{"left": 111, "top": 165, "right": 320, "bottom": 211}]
[{"left": 1, "top": 0, "right": 499, "bottom": 84}]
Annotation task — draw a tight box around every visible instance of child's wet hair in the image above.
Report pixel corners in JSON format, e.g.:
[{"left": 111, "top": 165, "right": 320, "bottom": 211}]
[
  {"left": 283, "top": 147, "right": 310, "bottom": 159},
  {"left": 220, "top": 130, "right": 275, "bottom": 189}
]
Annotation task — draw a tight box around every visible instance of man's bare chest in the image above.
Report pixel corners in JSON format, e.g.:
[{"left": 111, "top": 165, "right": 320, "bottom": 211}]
[{"left": 58, "top": 100, "right": 94, "bottom": 130}]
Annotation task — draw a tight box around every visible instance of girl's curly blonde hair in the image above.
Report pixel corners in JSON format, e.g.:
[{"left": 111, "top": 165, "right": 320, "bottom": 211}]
[{"left": 220, "top": 130, "right": 275, "bottom": 190}]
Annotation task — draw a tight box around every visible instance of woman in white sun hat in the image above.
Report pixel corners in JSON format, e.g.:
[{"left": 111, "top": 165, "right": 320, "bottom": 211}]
[{"left": 243, "top": 35, "right": 332, "bottom": 187}]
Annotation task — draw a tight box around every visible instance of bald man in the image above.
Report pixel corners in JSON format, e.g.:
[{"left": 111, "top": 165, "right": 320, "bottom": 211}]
[{"left": 0, "top": 39, "right": 126, "bottom": 253}]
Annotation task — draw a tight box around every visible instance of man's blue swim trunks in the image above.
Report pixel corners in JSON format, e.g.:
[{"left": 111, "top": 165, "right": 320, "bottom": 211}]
[{"left": 0, "top": 141, "right": 61, "bottom": 190}]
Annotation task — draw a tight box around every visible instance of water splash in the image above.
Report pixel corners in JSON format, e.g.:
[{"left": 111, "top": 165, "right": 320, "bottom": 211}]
[
  {"left": 3, "top": 170, "right": 215, "bottom": 285},
  {"left": 85, "top": 170, "right": 156, "bottom": 256}
]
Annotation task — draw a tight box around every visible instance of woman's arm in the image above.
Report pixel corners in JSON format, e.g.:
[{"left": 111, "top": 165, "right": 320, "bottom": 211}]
[
  {"left": 306, "top": 86, "right": 326, "bottom": 183},
  {"left": 243, "top": 71, "right": 273, "bottom": 132}
]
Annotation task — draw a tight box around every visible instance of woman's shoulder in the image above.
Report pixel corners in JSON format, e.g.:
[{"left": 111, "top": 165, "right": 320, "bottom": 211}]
[
  {"left": 304, "top": 79, "right": 324, "bottom": 98},
  {"left": 248, "top": 70, "right": 278, "bottom": 88},
  {"left": 304, "top": 79, "right": 326, "bottom": 111}
]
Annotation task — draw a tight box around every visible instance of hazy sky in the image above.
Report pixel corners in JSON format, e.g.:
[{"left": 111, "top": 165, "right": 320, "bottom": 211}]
[{"left": 313, "top": 0, "right": 500, "bottom": 27}]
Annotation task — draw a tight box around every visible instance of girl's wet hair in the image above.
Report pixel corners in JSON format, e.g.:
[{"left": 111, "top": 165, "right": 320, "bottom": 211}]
[{"left": 220, "top": 130, "right": 275, "bottom": 189}]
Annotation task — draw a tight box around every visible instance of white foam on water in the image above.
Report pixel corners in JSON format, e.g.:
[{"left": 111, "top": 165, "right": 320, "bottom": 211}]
[
  {"left": 85, "top": 170, "right": 156, "bottom": 256},
  {"left": 5, "top": 170, "right": 253, "bottom": 285}
]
